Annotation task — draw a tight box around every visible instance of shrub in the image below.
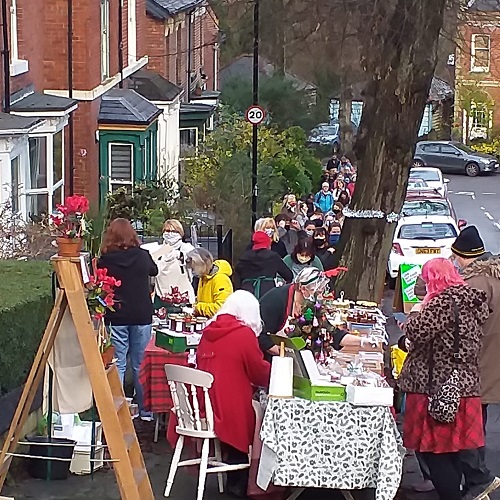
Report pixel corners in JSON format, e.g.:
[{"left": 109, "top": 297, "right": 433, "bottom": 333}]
[
  {"left": 470, "top": 139, "right": 500, "bottom": 158},
  {"left": 0, "top": 260, "right": 53, "bottom": 395}
]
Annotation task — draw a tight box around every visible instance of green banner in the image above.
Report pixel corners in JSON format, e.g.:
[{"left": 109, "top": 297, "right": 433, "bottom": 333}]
[{"left": 400, "top": 263, "right": 422, "bottom": 303}]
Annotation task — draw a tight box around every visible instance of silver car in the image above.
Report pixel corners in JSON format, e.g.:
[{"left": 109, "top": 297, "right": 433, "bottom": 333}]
[{"left": 413, "top": 141, "right": 499, "bottom": 177}]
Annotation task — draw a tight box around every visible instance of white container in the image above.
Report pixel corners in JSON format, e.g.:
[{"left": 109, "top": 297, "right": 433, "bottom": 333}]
[
  {"left": 70, "top": 445, "right": 104, "bottom": 475},
  {"left": 346, "top": 385, "right": 394, "bottom": 406}
]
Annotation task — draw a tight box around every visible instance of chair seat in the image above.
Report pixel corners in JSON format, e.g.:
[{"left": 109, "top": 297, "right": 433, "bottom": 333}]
[{"left": 175, "top": 426, "right": 217, "bottom": 439}]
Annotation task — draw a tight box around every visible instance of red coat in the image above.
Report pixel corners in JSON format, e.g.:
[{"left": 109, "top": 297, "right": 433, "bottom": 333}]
[
  {"left": 196, "top": 314, "right": 271, "bottom": 453},
  {"left": 347, "top": 182, "right": 355, "bottom": 197}
]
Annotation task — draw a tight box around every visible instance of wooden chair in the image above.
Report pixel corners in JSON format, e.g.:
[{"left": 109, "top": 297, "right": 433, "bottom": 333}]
[{"left": 164, "top": 364, "right": 250, "bottom": 500}]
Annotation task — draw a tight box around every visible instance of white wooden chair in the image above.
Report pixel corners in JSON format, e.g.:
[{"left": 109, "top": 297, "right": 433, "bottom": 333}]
[{"left": 164, "top": 364, "right": 250, "bottom": 500}]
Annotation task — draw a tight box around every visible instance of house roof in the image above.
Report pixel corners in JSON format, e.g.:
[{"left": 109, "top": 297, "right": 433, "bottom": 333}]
[
  {"left": 98, "top": 89, "right": 162, "bottom": 125},
  {"left": 10, "top": 92, "right": 78, "bottom": 113},
  {"left": 127, "top": 70, "right": 183, "bottom": 102},
  {"left": 219, "top": 54, "right": 316, "bottom": 92},
  {"left": 146, "top": 0, "right": 204, "bottom": 20},
  {"left": 0, "top": 113, "right": 44, "bottom": 134},
  {"left": 467, "top": 0, "right": 500, "bottom": 11}
]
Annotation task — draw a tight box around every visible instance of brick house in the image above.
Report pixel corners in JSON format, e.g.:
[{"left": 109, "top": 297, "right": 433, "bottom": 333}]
[{"left": 455, "top": 0, "right": 500, "bottom": 142}]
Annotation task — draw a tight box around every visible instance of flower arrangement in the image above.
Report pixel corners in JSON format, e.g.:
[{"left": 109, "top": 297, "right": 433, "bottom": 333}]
[
  {"left": 50, "top": 195, "right": 90, "bottom": 239},
  {"left": 86, "top": 262, "right": 121, "bottom": 321}
]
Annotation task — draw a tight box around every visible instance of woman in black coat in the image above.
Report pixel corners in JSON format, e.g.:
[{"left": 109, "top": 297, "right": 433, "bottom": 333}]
[{"left": 234, "top": 231, "right": 293, "bottom": 299}]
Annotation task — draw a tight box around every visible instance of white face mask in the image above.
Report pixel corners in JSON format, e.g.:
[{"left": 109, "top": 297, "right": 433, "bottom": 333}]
[
  {"left": 305, "top": 230, "right": 314, "bottom": 237},
  {"left": 264, "top": 228, "right": 274, "bottom": 237},
  {"left": 163, "top": 232, "right": 181, "bottom": 246}
]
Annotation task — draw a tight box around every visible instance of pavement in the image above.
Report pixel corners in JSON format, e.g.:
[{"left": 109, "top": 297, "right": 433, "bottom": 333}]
[{"left": 4, "top": 172, "right": 500, "bottom": 500}]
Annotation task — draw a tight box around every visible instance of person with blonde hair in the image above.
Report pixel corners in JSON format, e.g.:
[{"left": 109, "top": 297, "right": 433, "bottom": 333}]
[
  {"left": 253, "top": 217, "right": 287, "bottom": 257},
  {"left": 186, "top": 248, "right": 233, "bottom": 317},
  {"left": 162, "top": 219, "right": 195, "bottom": 260}
]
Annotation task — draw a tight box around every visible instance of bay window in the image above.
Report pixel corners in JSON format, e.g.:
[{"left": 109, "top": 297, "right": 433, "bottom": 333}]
[{"left": 109, "top": 143, "right": 133, "bottom": 192}]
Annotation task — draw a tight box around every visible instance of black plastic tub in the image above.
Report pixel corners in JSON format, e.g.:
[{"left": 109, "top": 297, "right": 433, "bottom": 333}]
[{"left": 26, "top": 436, "right": 75, "bottom": 480}]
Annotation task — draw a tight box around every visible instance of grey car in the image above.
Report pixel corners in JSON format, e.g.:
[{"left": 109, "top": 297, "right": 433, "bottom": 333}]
[{"left": 413, "top": 141, "right": 499, "bottom": 177}]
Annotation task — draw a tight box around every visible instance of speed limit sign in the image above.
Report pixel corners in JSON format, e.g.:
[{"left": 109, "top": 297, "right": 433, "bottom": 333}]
[{"left": 245, "top": 105, "right": 266, "bottom": 125}]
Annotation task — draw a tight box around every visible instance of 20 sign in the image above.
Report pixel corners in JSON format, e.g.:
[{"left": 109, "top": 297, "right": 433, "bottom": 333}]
[{"left": 245, "top": 105, "right": 266, "bottom": 125}]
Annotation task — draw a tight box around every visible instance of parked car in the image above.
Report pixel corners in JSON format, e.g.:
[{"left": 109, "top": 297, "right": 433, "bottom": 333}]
[
  {"left": 413, "top": 141, "right": 499, "bottom": 177},
  {"left": 307, "top": 120, "right": 358, "bottom": 152},
  {"left": 387, "top": 215, "right": 460, "bottom": 286},
  {"left": 409, "top": 166, "right": 449, "bottom": 197},
  {"left": 407, "top": 178, "right": 429, "bottom": 190}
]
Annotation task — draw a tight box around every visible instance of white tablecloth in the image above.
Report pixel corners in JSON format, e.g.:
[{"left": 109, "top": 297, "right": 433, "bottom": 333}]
[{"left": 257, "top": 398, "right": 405, "bottom": 500}]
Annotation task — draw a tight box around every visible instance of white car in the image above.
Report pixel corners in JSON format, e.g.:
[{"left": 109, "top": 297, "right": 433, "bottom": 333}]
[
  {"left": 410, "top": 167, "right": 449, "bottom": 197},
  {"left": 387, "top": 215, "right": 460, "bottom": 280}
]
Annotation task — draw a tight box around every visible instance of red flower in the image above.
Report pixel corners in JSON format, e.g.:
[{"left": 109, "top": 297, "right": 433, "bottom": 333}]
[
  {"left": 64, "top": 195, "right": 90, "bottom": 214},
  {"left": 104, "top": 295, "right": 115, "bottom": 307}
]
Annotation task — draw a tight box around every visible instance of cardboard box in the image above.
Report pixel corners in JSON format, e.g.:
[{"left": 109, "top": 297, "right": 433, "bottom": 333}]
[
  {"left": 346, "top": 385, "right": 393, "bottom": 406},
  {"left": 293, "top": 376, "right": 346, "bottom": 402}
]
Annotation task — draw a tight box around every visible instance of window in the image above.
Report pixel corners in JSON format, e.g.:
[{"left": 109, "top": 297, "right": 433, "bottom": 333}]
[
  {"left": 471, "top": 34, "right": 490, "bottom": 72},
  {"left": 402, "top": 201, "right": 451, "bottom": 218},
  {"left": 420, "top": 143, "right": 440, "bottom": 153},
  {"left": 399, "top": 223, "right": 457, "bottom": 240},
  {"left": 101, "top": 0, "right": 110, "bottom": 81},
  {"left": 53, "top": 131, "right": 63, "bottom": 185},
  {"left": 28, "top": 137, "right": 48, "bottom": 189},
  {"left": 109, "top": 143, "right": 133, "bottom": 192},
  {"left": 9, "top": 0, "right": 28, "bottom": 76},
  {"left": 180, "top": 128, "right": 198, "bottom": 159},
  {"left": 410, "top": 169, "right": 440, "bottom": 181},
  {"left": 10, "top": 157, "right": 21, "bottom": 213},
  {"left": 440, "top": 145, "right": 459, "bottom": 155}
]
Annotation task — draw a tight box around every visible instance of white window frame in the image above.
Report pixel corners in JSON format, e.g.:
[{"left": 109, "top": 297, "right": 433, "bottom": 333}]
[
  {"left": 471, "top": 34, "right": 490, "bottom": 73},
  {"left": 128, "top": 0, "right": 137, "bottom": 65},
  {"left": 101, "top": 0, "right": 111, "bottom": 81},
  {"left": 108, "top": 142, "right": 134, "bottom": 192},
  {"left": 9, "top": 0, "right": 28, "bottom": 76},
  {"left": 179, "top": 127, "right": 199, "bottom": 160}
]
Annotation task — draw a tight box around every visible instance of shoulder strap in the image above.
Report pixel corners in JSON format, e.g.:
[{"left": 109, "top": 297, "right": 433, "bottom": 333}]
[{"left": 452, "top": 297, "right": 461, "bottom": 361}]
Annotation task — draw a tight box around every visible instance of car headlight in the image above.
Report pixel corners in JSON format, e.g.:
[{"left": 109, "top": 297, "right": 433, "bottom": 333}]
[{"left": 480, "top": 158, "right": 491, "bottom": 164}]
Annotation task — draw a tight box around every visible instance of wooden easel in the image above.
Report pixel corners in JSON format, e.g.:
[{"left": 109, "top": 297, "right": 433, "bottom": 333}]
[{"left": 0, "top": 256, "right": 154, "bottom": 500}]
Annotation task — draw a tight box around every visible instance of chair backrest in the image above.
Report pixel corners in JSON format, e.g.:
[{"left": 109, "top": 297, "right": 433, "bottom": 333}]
[{"left": 165, "top": 364, "right": 215, "bottom": 433}]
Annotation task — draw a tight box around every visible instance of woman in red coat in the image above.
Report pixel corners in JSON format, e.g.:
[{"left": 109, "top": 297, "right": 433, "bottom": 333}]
[{"left": 196, "top": 290, "right": 271, "bottom": 497}]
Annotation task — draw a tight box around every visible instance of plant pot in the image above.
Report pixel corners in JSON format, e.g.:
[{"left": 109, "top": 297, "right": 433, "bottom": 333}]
[
  {"left": 56, "top": 237, "right": 82, "bottom": 258},
  {"left": 101, "top": 345, "right": 115, "bottom": 368},
  {"left": 26, "top": 435, "right": 75, "bottom": 480}
]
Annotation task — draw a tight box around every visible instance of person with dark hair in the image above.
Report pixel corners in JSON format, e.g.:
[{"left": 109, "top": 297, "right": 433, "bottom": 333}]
[
  {"left": 283, "top": 238, "right": 323, "bottom": 277},
  {"left": 275, "top": 213, "right": 301, "bottom": 255},
  {"left": 304, "top": 220, "right": 317, "bottom": 238},
  {"left": 326, "top": 152, "right": 340, "bottom": 172},
  {"left": 313, "top": 227, "right": 336, "bottom": 271},
  {"left": 98, "top": 218, "right": 158, "bottom": 421}
]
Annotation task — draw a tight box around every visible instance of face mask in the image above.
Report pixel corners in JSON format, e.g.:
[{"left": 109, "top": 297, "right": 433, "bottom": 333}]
[
  {"left": 329, "top": 235, "right": 340, "bottom": 245},
  {"left": 289, "top": 201, "right": 296, "bottom": 207},
  {"left": 297, "top": 254, "right": 311, "bottom": 264},
  {"left": 163, "top": 232, "right": 181, "bottom": 245},
  {"left": 333, "top": 209, "right": 341, "bottom": 215},
  {"left": 305, "top": 230, "right": 314, "bottom": 237},
  {"left": 452, "top": 258, "right": 463, "bottom": 274},
  {"left": 314, "top": 237, "right": 326, "bottom": 247},
  {"left": 264, "top": 228, "right": 274, "bottom": 237}
]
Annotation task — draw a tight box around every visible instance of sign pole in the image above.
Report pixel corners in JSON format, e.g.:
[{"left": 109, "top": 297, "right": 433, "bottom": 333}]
[{"left": 251, "top": 0, "right": 260, "bottom": 229}]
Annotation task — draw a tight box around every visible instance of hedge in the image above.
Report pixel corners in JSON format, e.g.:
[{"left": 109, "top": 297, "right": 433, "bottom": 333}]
[{"left": 0, "top": 260, "right": 53, "bottom": 395}]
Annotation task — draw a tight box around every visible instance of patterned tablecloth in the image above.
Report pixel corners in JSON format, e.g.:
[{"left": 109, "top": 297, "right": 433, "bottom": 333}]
[
  {"left": 258, "top": 398, "right": 405, "bottom": 500},
  {"left": 138, "top": 339, "right": 188, "bottom": 413}
]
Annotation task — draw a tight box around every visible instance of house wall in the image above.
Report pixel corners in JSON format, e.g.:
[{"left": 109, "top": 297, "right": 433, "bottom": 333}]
[{"left": 155, "top": 99, "right": 181, "bottom": 180}]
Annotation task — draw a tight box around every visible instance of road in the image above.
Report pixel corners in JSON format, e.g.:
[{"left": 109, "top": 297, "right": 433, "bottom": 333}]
[{"left": 447, "top": 172, "right": 500, "bottom": 254}]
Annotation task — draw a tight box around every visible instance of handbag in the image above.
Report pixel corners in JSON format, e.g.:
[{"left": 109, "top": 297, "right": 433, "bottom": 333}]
[{"left": 427, "top": 297, "right": 462, "bottom": 424}]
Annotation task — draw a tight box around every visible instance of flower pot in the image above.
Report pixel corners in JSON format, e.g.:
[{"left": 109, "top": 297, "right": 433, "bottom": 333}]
[
  {"left": 56, "top": 237, "right": 82, "bottom": 257},
  {"left": 101, "top": 345, "right": 115, "bottom": 368},
  {"left": 26, "top": 435, "right": 76, "bottom": 480}
]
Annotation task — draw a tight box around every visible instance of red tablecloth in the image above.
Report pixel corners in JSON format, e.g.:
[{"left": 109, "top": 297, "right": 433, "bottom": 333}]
[{"left": 139, "top": 339, "right": 188, "bottom": 413}]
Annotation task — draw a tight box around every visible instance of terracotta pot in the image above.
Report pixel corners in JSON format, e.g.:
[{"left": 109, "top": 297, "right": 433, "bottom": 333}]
[
  {"left": 101, "top": 346, "right": 115, "bottom": 368},
  {"left": 56, "top": 237, "right": 82, "bottom": 258}
]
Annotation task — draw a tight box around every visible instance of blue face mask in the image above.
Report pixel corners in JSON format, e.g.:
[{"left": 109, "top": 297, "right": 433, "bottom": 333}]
[{"left": 329, "top": 235, "right": 340, "bottom": 246}]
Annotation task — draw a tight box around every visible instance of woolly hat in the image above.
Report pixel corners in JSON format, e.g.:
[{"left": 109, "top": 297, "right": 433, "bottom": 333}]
[
  {"left": 252, "top": 231, "right": 271, "bottom": 251},
  {"left": 451, "top": 226, "right": 485, "bottom": 259}
]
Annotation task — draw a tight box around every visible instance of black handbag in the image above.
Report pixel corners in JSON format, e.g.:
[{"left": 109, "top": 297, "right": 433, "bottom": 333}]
[{"left": 427, "top": 297, "right": 462, "bottom": 424}]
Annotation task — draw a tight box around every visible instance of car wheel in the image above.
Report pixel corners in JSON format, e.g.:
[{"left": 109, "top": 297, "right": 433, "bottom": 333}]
[
  {"left": 465, "top": 162, "right": 480, "bottom": 177},
  {"left": 412, "top": 159, "right": 424, "bottom": 168}
]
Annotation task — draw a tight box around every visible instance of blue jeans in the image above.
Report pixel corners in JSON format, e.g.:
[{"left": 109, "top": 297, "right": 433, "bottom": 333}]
[{"left": 110, "top": 324, "right": 151, "bottom": 416}]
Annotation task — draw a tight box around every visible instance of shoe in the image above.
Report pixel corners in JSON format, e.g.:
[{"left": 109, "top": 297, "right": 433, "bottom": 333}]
[
  {"left": 226, "top": 483, "right": 247, "bottom": 498},
  {"left": 140, "top": 412, "right": 154, "bottom": 422},
  {"left": 412, "top": 480, "right": 435, "bottom": 492},
  {"left": 466, "top": 477, "right": 500, "bottom": 500}
]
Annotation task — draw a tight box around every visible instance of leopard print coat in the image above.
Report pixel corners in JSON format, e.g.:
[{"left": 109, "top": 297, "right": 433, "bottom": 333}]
[{"left": 398, "top": 285, "right": 489, "bottom": 397}]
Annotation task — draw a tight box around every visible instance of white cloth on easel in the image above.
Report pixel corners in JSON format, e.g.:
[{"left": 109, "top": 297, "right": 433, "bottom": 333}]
[{"left": 46, "top": 308, "right": 93, "bottom": 414}]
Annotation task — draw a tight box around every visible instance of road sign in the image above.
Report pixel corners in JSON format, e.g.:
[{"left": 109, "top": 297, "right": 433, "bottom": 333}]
[{"left": 245, "top": 105, "right": 266, "bottom": 125}]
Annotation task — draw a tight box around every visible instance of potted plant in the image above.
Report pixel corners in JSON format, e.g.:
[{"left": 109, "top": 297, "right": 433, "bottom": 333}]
[
  {"left": 50, "top": 195, "right": 90, "bottom": 257},
  {"left": 86, "top": 261, "right": 121, "bottom": 366}
]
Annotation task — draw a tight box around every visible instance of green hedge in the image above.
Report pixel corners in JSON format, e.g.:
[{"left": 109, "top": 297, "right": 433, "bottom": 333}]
[{"left": 0, "top": 260, "right": 53, "bottom": 395}]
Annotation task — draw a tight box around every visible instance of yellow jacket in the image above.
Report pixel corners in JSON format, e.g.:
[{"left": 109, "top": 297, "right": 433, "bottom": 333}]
[{"left": 195, "top": 259, "right": 233, "bottom": 317}]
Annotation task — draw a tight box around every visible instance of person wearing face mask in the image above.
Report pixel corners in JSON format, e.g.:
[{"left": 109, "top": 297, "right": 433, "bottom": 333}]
[
  {"left": 258, "top": 267, "right": 373, "bottom": 357},
  {"left": 332, "top": 180, "right": 351, "bottom": 205},
  {"left": 333, "top": 202, "right": 345, "bottom": 227},
  {"left": 304, "top": 220, "right": 318, "bottom": 239},
  {"left": 281, "top": 194, "right": 297, "bottom": 219},
  {"left": 314, "top": 182, "right": 335, "bottom": 214},
  {"left": 234, "top": 231, "right": 293, "bottom": 299},
  {"left": 329, "top": 222, "right": 342, "bottom": 247},
  {"left": 295, "top": 201, "right": 309, "bottom": 229},
  {"left": 313, "top": 227, "right": 336, "bottom": 271},
  {"left": 275, "top": 214, "right": 301, "bottom": 255},
  {"left": 252, "top": 217, "right": 287, "bottom": 258},
  {"left": 186, "top": 248, "right": 233, "bottom": 317},
  {"left": 283, "top": 238, "right": 323, "bottom": 278}
]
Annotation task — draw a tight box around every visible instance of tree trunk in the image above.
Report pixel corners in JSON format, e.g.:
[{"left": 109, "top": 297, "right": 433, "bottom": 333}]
[
  {"left": 335, "top": 0, "right": 448, "bottom": 301},
  {"left": 339, "top": 77, "right": 354, "bottom": 155}
]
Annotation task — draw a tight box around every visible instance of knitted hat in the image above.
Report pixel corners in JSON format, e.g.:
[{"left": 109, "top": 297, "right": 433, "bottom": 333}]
[
  {"left": 451, "top": 226, "right": 485, "bottom": 259},
  {"left": 252, "top": 231, "right": 271, "bottom": 251}
]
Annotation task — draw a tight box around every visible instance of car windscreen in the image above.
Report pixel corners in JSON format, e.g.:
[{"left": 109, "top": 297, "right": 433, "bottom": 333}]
[
  {"left": 410, "top": 170, "right": 440, "bottom": 182},
  {"left": 399, "top": 223, "right": 457, "bottom": 240},
  {"left": 402, "top": 201, "right": 451, "bottom": 217},
  {"left": 454, "top": 143, "right": 475, "bottom": 154}
]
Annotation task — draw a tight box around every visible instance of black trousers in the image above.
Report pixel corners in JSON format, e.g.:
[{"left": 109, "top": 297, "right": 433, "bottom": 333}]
[
  {"left": 420, "top": 452, "right": 462, "bottom": 500},
  {"left": 221, "top": 442, "right": 249, "bottom": 494}
]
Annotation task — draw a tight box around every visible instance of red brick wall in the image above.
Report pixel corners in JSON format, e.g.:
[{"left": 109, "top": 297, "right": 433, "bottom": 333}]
[
  {"left": 145, "top": 15, "right": 167, "bottom": 75},
  {"left": 136, "top": 0, "right": 147, "bottom": 60},
  {"left": 202, "top": 7, "right": 219, "bottom": 91}
]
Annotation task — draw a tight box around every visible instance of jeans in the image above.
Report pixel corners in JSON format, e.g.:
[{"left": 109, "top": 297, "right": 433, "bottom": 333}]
[{"left": 110, "top": 324, "right": 152, "bottom": 416}]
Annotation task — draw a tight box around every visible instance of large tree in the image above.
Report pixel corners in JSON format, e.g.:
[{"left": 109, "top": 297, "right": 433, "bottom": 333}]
[{"left": 335, "top": 0, "right": 449, "bottom": 300}]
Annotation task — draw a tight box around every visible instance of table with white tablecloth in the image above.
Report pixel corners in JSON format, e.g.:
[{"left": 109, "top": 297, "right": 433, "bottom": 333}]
[{"left": 257, "top": 398, "right": 405, "bottom": 500}]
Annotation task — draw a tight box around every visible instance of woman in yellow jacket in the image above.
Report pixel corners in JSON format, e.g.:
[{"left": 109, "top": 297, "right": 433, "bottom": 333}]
[{"left": 186, "top": 248, "right": 233, "bottom": 317}]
